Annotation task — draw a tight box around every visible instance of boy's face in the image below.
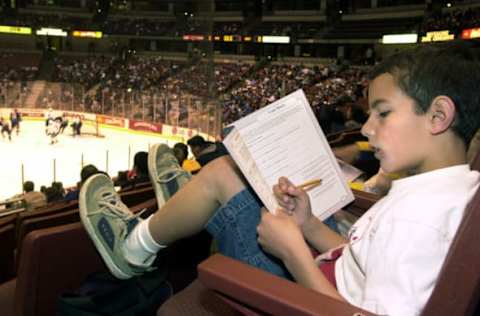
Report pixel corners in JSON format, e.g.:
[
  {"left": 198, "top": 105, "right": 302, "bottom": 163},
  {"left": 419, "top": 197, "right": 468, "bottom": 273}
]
[{"left": 362, "top": 73, "right": 432, "bottom": 174}]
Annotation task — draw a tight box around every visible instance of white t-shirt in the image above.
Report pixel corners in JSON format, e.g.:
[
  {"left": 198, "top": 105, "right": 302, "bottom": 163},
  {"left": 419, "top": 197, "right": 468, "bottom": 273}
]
[{"left": 335, "top": 165, "right": 479, "bottom": 316}]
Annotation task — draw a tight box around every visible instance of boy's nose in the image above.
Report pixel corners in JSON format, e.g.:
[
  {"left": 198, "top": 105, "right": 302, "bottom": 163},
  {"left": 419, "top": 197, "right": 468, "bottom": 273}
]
[{"left": 361, "top": 120, "right": 374, "bottom": 138}]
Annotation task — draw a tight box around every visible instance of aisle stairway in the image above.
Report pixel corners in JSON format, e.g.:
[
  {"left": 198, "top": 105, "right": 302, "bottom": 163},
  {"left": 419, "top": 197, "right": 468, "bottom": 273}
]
[{"left": 24, "top": 80, "right": 46, "bottom": 108}]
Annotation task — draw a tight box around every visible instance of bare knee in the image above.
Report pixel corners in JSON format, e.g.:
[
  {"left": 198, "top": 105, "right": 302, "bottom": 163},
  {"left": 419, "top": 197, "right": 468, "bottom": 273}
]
[{"left": 197, "top": 156, "right": 246, "bottom": 205}]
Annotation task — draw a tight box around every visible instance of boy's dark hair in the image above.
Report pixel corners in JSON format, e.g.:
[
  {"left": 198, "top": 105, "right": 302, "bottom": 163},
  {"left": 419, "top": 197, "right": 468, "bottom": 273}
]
[
  {"left": 368, "top": 40, "right": 480, "bottom": 145},
  {"left": 23, "top": 181, "right": 34, "bottom": 192}
]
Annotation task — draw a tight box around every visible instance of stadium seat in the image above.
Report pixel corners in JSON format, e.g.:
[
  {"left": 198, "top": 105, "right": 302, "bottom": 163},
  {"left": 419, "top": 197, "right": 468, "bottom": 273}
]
[
  {"left": 15, "top": 209, "right": 80, "bottom": 271},
  {"left": 0, "top": 223, "right": 106, "bottom": 316},
  {"left": 15, "top": 200, "right": 78, "bottom": 239},
  {"left": 0, "top": 215, "right": 17, "bottom": 284},
  {"left": 118, "top": 180, "right": 153, "bottom": 193},
  {"left": 13, "top": 195, "right": 158, "bottom": 274},
  {"left": 120, "top": 184, "right": 155, "bottom": 207},
  {"left": 0, "top": 193, "right": 214, "bottom": 316}
]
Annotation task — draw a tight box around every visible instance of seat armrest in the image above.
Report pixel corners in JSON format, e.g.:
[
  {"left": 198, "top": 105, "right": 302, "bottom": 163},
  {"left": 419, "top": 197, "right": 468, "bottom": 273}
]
[{"left": 198, "top": 254, "right": 374, "bottom": 316}]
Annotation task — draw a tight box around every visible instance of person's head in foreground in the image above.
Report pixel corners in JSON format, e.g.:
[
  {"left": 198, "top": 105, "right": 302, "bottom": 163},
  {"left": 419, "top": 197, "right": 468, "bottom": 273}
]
[{"left": 362, "top": 40, "right": 480, "bottom": 175}]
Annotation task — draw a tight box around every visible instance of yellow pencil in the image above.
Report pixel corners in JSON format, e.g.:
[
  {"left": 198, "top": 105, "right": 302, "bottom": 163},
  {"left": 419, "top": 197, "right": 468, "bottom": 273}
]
[{"left": 297, "top": 179, "right": 322, "bottom": 191}]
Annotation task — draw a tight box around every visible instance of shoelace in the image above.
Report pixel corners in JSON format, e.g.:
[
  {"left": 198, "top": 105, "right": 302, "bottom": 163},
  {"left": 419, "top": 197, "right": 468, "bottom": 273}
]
[
  {"left": 90, "top": 192, "right": 156, "bottom": 273},
  {"left": 90, "top": 191, "right": 138, "bottom": 223},
  {"left": 156, "top": 169, "right": 185, "bottom": 183}
]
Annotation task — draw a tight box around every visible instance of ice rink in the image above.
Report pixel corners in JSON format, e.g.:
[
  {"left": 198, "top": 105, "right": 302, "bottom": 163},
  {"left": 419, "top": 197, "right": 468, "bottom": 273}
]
[{"left": 0, "top": 120, "right": 174, "bottom": 201}]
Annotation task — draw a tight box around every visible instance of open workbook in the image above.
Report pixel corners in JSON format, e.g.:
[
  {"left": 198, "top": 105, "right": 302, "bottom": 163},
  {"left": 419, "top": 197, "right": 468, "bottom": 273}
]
[{"left": 223, "top": 89, "right": 354, "bottom": 220}]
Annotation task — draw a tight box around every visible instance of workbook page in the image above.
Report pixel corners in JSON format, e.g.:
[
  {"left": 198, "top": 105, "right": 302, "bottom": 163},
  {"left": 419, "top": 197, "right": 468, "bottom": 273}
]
[{"left": 225, "top": 90, "right": 354, "bottom": 220}]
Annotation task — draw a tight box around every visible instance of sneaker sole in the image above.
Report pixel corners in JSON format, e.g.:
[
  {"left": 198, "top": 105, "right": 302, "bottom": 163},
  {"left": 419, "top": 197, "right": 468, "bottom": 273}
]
[{"left": 79, "top": 174, "right": 132, "bottom": 280}]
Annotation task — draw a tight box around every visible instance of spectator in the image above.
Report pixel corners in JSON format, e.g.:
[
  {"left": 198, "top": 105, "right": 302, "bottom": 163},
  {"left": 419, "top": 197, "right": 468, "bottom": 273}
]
[
  {"left": 173, "top": 142, "right": 201, "bottom": 174},
  {"left": 44, "top": 185, "right": 65, "bottom": 203},
  {"left": 15, "top": 181, "right": 47, "bottom": 211},
  {"left": 115, "top": 152, "right": 150, "bottom": 189},
  {"left": 187, "top": 135, "right": 229, "bottom": 167},
  {"left": 64, "top": 164, "right": 100, "bottom": 201}
]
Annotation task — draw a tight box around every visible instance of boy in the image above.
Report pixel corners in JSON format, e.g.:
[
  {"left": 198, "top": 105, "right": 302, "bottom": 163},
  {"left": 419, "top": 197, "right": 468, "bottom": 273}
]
[{"left": 79, "top": 41, "right": 480, "bottom": 315}]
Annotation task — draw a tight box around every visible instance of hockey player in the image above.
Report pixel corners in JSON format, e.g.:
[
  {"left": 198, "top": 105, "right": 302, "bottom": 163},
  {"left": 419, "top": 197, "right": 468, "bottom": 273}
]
[
  {"left": 10, "top": 109, "right": 21, "bottom": 135},
  {"left": 0, "top": 117, "right": 12, "bottom": 141},
  {"left": 71, "top": 116, "right": 82, "bottom": 136},
  {"left": 47, "top": 117, "right": 62, "bottom": 145}
]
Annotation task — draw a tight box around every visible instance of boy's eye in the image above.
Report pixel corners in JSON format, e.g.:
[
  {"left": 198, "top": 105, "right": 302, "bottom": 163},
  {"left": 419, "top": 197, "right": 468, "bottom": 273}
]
[{"left": 378, "top": 111, "right": 391, "bottom": 118}]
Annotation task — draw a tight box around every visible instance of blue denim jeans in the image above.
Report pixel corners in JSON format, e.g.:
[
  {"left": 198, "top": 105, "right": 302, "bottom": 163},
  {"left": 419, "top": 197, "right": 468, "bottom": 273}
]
[{"left": 205, "top": 187, "right": 339, "bottom": 279}]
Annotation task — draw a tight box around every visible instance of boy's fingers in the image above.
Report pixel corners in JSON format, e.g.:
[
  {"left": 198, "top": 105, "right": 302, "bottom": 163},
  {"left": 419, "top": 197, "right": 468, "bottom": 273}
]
[
  {"left": 273, "top": 183, "right": 296, "bottom": 208},
  {"left": 278, "top": 176, "right": 292, "bottom": 191}
]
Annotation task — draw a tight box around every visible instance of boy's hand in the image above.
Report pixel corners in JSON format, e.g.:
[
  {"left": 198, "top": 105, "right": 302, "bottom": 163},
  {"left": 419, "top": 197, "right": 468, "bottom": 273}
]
[
  {"left": 273, "top": 176, "right": 313, "bottom": 227},
  {"left": 257, "top": 208, "right": 306, "bottom": 261}
]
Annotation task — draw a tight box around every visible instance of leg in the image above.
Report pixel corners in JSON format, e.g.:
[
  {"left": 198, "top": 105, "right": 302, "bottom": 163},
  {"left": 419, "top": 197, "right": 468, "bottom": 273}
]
[
  {"left": 80, "top": 146, "right": 247, "bottom": 279},
  {"left": 147, "top": 149, "right": 288, "bottom": 277},
  {"left": 80, "top": 144, "right": 289, "bottom": 279},
  {"left": 148, "top": 155, "right": 246, "bottom": 245}
]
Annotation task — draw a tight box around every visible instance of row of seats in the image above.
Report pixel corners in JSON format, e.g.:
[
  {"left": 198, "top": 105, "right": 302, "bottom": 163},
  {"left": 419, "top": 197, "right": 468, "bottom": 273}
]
[
  {"left": 0, "top": 178, "right": 218, "bottom": 315},
  {"left": 0, "top": 185, "right": 378, "bottom": 316},
  {"left": 0, "top": 183, "right": 156, "bottom": 285}
]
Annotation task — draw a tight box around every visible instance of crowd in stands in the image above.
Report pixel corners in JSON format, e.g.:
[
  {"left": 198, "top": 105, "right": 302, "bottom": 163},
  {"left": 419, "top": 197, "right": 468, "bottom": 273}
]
[
  {"left": 0, "top": 52, "right": 39, "bottom": 107},
  {"left": 420, "top": 6, "right": 480, "bottom": 35},
  {"left": 0, "top": 53, "right": 38, "bottom": 82},
  {"left": 222, "top": 62, "right": 367, "bottom": 131},
  {"left": 162, "top": 61, "right": 252, "bottom": 98},
  {"left": 53, "top": 55, "right": 115, "bottom": 87},
  {"left": 3, "top": 50, "right": 368, "bottom": 136},
  {"left": 50, "top": 55, "right": 254, "bottom": 126}
]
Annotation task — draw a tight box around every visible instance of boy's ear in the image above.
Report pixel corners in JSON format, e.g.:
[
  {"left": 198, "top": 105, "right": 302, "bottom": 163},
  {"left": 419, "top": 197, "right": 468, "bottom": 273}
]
[{"left": 428, "top": 96, "right": 456, "bottom": 135}]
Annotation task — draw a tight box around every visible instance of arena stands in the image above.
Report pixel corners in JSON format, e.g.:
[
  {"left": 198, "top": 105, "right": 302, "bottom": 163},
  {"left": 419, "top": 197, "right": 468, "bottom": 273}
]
[{"left": 1, "top": 0, "right": 480, "bottom": 314}]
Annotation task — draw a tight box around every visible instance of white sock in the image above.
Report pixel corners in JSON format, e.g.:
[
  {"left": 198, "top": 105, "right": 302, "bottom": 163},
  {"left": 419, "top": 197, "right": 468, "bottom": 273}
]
[{"left": 123, "top": 215, "right": 166, "bottom": 267}]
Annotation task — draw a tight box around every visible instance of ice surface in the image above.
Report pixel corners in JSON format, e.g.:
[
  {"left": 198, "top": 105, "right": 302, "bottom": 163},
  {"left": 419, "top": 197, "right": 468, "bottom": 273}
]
[{"left": 0, "top": 121, "right": 175, "bottom": 200}]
